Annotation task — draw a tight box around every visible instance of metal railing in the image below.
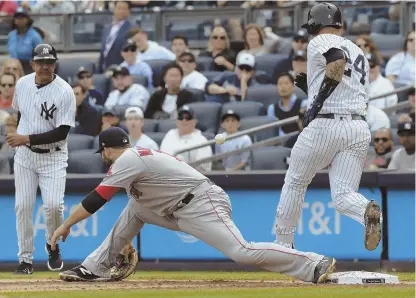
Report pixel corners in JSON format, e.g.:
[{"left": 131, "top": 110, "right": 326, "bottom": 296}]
[{"left": 181, "top": 84, "right": 414, "bottom": 166}]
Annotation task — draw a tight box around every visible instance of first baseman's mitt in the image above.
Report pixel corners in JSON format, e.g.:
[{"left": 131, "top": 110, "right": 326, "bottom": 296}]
[{"left": 110, "top": 246, "right": 138, "bottom": 281}]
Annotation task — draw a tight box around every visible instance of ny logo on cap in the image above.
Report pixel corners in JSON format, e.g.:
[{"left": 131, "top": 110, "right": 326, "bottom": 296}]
[
  {"left": 42, "top": 48, "right": 49, "bottom": 55},
  {"left": 123, "top": 139, "right": 128, "bottom": 143},
  {"left": 405, "top": 123, "right": 411, "bottom": 129}
]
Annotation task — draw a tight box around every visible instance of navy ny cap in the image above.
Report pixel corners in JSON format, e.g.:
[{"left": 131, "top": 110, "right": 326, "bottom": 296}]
[{"left": 95, "top": 127, "right": 130, "bottom": 153}]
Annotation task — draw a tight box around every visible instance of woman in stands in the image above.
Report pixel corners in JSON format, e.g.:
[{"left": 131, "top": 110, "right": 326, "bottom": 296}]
[
  {"left": 0, "top": 59, "right": 24, "bottom": 81},
  {"left": 355, "top": 35, "right": 384, "bottom": 65},
  {"left": 385, "top": 30, "right": 415, "bottom": 86},
  {"left": 200, "top": 25, "right": 236, "bottom": 72},
  {"left": 144, "top": 63, "right": 194, "bottom": 119},
  {"left": 7, "top": 8, "right": 43, "bottom": 74},
  {"left": 239, "top": 24, "right": 280, "bottom": 57}
]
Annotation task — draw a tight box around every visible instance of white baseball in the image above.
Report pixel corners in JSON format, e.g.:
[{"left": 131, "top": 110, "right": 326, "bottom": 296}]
[{"left": 215, "top": 133, "right": 227, "bottom": 145}]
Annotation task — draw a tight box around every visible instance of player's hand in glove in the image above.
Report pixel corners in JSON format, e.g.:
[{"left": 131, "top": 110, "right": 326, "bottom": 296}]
[
  {"left": 295, "top": 73, "right": 308, "bottom": 95},
  {"left": 302, "top": 102, "right": 322, "bottom": 128},
  {"left": 110, "top": 243, "right": 138, "bottom": 281}
]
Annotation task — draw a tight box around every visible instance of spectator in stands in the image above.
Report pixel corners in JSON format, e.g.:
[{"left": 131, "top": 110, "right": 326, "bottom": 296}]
[
  {"left": 100, "top": 109, "right": 127, "bottom": 133},
  {"left": 0, "top": 73, "right": 16, "bottom": 109},
  {"left": 124, "top": 106, "right": 158, "bottom": 150},
  {"left": 77, "top": 67, "right": 105, "bottom": 107},
  {"left": 178, "top": 52, "right": 208, "bottom": 91},
  {"left": 160, "top": 105, "right": 212, "bottom": 172},
  {"left": 215, "top": 110, "right": 252, "bottom": 171},
  {"left": 31, "top": 0, "right": 75, "bottom": 14},
  {"left": 367, "top": 103, "right": 390, "bottom": 132},
  {"left": 385, "top": 31, "right": 415, "bottom": 86},
  {"left": 98, "top": 0, "right": 132, "bottom": 73},
  {"left": 284, "top": 109, "right": 305, "bottom": 149},
  {"left": 200, "top": 25, "right": 235, "bottom": 72},
  {"left": 171, "top": 36, "right": 189, "bottom": 60},
  {"left": 206, "top": 52, "right": 258, "bottom": 103},
  {"left": 127, "top": 27, "right": 176, "bottom": 61},
  {"left": 239, "top": 23, "right": 279, "bottom": 57},
  {"left": 0, "top": 0, "right": 17, "bottom": 16},
  {"left": 368, "top": 53, "right": 398, "bottom": 109},
  {"left": 73, "top": 83, "right": 101, "bottom": 137},
  {"left": 355, "top": 35, "right": 383, "bottom": 65},
  {"left": 267, "top": 73, "right": 307, "bottom": 136},
  {"left": 105, "top": 66, "right": 150, "bottom": 111},
  {"left": 290, "top": 50, "right": 307, "bottom": 78},
  {"left": 273, "top": 29, "right": 308, "bottom": 80},
  {"left": 365, "top": 128, "right": 394, "bottom": 169},
  {"left": 0, "top": 59, "right": 24, "bottom": 80},
  {"left": 1, "top": 115, "right": 17, "bottom": 153},
  {"left": 7, "top": 8, "right": 43, "bottom": 74},
  {"left": 388, "top": 120, "right": 415, "bottom": 170},
  {"left": 120, "top": 39, "right": 153, "bottom": 88},
  {"left": 144, "top": 63, "right": 194, "bottom": 119}
]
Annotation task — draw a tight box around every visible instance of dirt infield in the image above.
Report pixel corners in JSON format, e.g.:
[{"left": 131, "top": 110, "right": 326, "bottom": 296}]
[{"left": 0, "top": 279, "right": 414, "bottom": 293}]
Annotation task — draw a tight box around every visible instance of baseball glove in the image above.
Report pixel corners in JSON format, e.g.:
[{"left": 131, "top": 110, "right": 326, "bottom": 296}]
[{"left": 110, "top": 246, "right": 138, "bottom": 281}]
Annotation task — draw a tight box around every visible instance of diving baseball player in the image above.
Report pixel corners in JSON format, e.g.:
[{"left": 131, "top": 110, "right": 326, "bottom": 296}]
[
  {"left": 51, "top": 127, "right": 335, "bottom": 284},
  {"left": 7, "top": 44, "right": 76, "bottom": 274},
  {"left": 274, "top": 3, "right": 381, "bottom": 251}
]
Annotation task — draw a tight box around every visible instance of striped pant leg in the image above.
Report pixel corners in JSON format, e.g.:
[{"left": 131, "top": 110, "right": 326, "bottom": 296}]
[{"left": 14, "top": 162, "right": 39, "bottom": 264}]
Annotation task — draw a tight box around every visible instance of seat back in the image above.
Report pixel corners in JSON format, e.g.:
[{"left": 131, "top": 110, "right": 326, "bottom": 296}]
[{"left": 251, "top": 146, "right": 291, "bottom": 170}]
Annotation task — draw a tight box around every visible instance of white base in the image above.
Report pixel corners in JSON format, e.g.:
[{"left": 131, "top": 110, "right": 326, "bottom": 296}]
[{"left": 325, "top": 271, "right": 400, "bottom": 284}]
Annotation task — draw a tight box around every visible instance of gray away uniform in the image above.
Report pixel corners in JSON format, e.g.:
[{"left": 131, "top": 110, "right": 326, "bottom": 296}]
[{"left": 82, "top": 148, "right": 324, "bottom": 282}]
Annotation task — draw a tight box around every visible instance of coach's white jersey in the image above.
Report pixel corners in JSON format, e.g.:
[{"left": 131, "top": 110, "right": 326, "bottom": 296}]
[
  {"left": 307, "top": 34, "right": 370, "bottom": 116},
  {"left": 12, "top": 73, "right": 76, "bottom": 151}
]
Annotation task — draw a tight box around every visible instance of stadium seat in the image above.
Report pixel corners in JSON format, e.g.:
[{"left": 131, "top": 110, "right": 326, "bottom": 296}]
[
  {"left": 196, "top": 56, "right": 214, "bottom": 72},
  {"left": 251, "top": 146, "right": 291, "bottom": 170},
  {"left": 246, "top": 84, "right": 278, "bottom": 109},
  {"left": 67, "top": 134, "right": 94, "bottom": 151},
  {"left": 57, "top": 58, "right": 95, "bottom": 83},
  {"left": 369, "top": 34, "right": 405, "bottom": 59},
  {"left": 389, "top": 113, "right": 401, "bottom": 128},
  {"left": 239, "top": 116, "right": 278, "bottom": 142},
  {"left": 255, "top": 71, "right": 272, "bottom": 84},
  {"left": 221, "top": 101, "right": 265, "bottom": 119},
  {"left": 294, "top": 86, "right": 308, "bottom": 101},
  {"left": 254, "top": 54, "right": 286, "bottom": 77},
  {"left": 157, "top": 119, "right": 176, "bottom": 133},
  {"left": 0, "top": 136, "right": 5, "bottom": 148},
  {"left": 186, "top": 102, "right": 222, "bottom": 133},
  {"left": 143, "top": 119, "right": 158, "bottom": 132},
  {"left": 67, "top": 149, "right": 105, "bottom": 173},
  {"left": 92, "top": 74, "right": 110, "bottom": 99},
  {"left": 201, "top": 71, "right": 225, "bottom": 82},
  {"left": 392, "top": 82, "right": 409, "bottom": 103},
  {"left": 185, "top": 88, "right": 206, "bottom": 102},
  {"left": 145, "top": 59, "right": 173, "bottom": 88},
  {"left": 146, "top": 132, "right": 166, "bottom": 147},
  {"left": 202, "top": 132, "right": 215, "bottom": 140}
]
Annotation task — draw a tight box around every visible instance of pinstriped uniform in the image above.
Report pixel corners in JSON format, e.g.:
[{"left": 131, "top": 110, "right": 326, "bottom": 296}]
[
  {"left": 12, "top": 72, "right": 76, "bottom": 264},
  {"left": 275, "top": 34, "right": 372, "bottom": 245}
]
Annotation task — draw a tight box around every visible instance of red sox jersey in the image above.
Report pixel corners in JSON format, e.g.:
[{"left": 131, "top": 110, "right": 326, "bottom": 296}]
[
  {"left": 95, "top": 147, "right": 210, "bottom": 216},
  {"left": 306, "top": 34, "right": 370, "bottom": 116}
]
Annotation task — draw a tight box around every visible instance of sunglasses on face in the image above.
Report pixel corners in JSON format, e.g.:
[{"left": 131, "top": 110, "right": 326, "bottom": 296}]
[
  {"left": 238, "top": 65, "right": 253, "bottom": 72},
  {"left": 179, "top": 59, "right": 195, "bottom": 63},
  {"left": 212, "top": 35, "right": 226, "bottom": 40},
  {"left": 79, "top": 74, "right": 91, "bottom": 79},
  {"left": 123, "top": 47, "right": 136, "bottom": 52},
  {"left": 178, "top": 115, "right": 193, "bottom": 121},
  {"left": 398, "top": 131, "right": 414, "bottom": 137},
  {"left": 35, "top": 59, "right": 56, "bottom": 65},
  {"left": 374, "top": 137, "right": 389, "bottom": 143}
]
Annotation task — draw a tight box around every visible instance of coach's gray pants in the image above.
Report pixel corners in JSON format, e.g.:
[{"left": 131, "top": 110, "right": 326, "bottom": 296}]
[{"left": 82, "top": 183, "right": 324, "bottom": 282}]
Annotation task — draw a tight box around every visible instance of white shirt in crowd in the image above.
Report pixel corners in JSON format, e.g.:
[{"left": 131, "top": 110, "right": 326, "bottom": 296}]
[
  {"left": 369, "top": 73, "right": 398, "bottom": 109},
  {"left": 160, "top": 129, "right": 212, "bottom": 171},
  {"left": 162, "top": 94, "right": 178, "bottom": 116},
  {"left": 136, "top": 40, "right": 176, "bottom": 62},
  {"left": 105, "top": 84, "right": 150, "bottom": 110},
  {"left": 130, "top": 134, "right": 159, "bottom": 150},
  {"left": 180, "top": 71, "right": 208, "bottom": 91},
  {"left": 366, "top": 104, "right": 391, "bottom": 132},
  {"left": 385, "top": 52, "right": 415, "bottom": 86},
  {"left": 388, "top": 147, "right": 415, "bottom": 170}
]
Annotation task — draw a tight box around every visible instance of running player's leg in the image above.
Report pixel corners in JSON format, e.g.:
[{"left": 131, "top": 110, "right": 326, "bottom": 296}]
[
  {"left": 174, "top": 186, "right": 330, "bottom": 282},
  {"left": 14, "top": 162, "right": 39, "bottom": 264},
  {"left": 275, "top": 119, "right": 341, "bottom": 247}
]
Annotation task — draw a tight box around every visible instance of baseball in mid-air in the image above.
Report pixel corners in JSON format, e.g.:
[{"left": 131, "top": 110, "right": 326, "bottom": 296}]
[{"left": 215, "top": 133, "right": 227, "bottom": 145}]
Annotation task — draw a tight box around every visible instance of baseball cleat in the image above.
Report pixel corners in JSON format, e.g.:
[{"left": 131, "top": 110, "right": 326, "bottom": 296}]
[
  {"left": 14, "top": 262, "right": 33, "bottom": 275},
  {"left": 313, "top": 257, "right": 336, "bottom": 284},
  {"left": 364, "top": 200, "right": 381, "bottom": 251},
  {"left": 60, "top": 265, "right": 111, "bottom": 282},
  {"left": 46, "top": 243, "right": 64, "bottom": 271}
]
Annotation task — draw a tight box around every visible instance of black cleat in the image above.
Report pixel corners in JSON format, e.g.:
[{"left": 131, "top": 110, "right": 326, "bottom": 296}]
[
  {"left": 59, "top": 265, "right": 111, "bottom": 282},
  {"left": 46, "top": 243, "right": 64, "bottom": 271},
  {"left": 14, "top": 262, "right": 33, "bottom": 275},
  {"left": 313, "top": 257, "right": 336, "bottom": 284},
  {"left": 364, "top": 200, "right": 381, "bottom": 251}
]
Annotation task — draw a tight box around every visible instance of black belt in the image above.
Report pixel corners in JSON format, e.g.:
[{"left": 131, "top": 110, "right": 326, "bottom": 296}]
[
  {"left": 25, "top": 145, "right": 61, "bottom": 154},
  {"left": 316, "top": 114, "right": 366, "bottom": 121}
]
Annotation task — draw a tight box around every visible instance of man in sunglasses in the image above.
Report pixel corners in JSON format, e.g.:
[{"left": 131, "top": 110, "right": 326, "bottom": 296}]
[
  {"left": 178, "top": 52, "right": 208, "bottom": 91},
  {"left": 365, "top": 128, "right": 394, "bottom": 169},
  {"left": 77, "top": 67, "right": 105, "bottom": 107},
  {"left": 388, "top": 120, "right": 415, "bottom": 170},
  {"left": 0, "top": 72, "right": 16, "bottom": 108},
  {"left": 206, "top": 52, "right": 259, "bottom": 103},
  {"left": 368, "top": 53, "right": 397, "bottom": 109}
]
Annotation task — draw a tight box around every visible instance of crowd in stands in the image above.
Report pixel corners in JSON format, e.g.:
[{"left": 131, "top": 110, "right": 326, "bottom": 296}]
[{"left": 0, "top": 0, "right": 414, "bottom": 174}]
